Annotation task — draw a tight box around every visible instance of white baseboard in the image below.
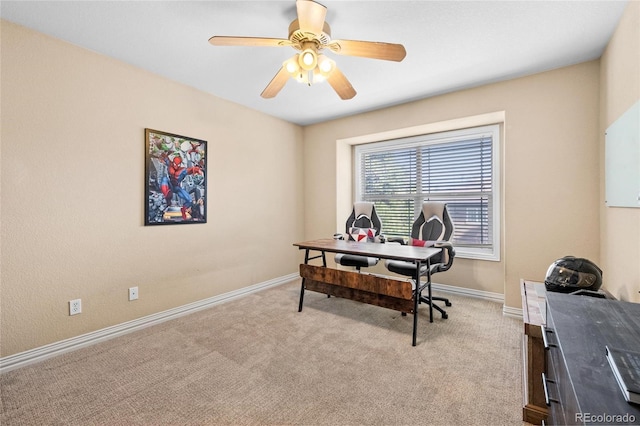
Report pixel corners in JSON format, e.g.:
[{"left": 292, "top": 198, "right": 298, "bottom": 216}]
[
  {"left": 432, "top": 282, "right": 521, "bottom": 318},
  {"left": 366, "top": 273, "right": 517, "bottom": 315},
  {"left": 431, "top": 281, "right": 504, "bottom": 303},
  {"left": 502, "top": 305, "right": 524, "bottom": 319},
  {"left": 0, "top": 273, "right": 299, "bottom": 374}
]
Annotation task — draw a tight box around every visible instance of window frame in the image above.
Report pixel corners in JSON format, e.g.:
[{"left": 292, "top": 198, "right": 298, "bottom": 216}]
[{"left": 355, "top": 124, "right": 501, "bottom": 261}]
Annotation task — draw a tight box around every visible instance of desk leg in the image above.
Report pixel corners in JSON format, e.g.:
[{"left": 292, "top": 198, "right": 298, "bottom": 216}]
[
  {"left": 322, "top": 251, "right": 328, "bottom": 298},
  {"left": 298, "top": 249, "right": 327, "bottom": 311},
  {"left": 298, "top": 249, "right": 311, "bottom": 312},
  {"left": 412, "top": 260, "right": 421, "bottom": 346},
  {"left": 298, "top": 278, "right": 306, "bottom": 312},
  {"left": 427, "top": 264, "right": 434, "bottom": 323}
]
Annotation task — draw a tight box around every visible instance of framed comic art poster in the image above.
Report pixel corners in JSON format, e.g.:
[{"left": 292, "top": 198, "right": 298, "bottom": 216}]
[{"left": 145, "top": 129, "right": 207, "bottom": 225}]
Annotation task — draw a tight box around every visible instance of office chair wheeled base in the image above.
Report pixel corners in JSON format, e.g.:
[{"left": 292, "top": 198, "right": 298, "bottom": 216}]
[
  {"left": 438, "top": 297, "right": 452, "bottom": 307},
  {"left": 419, "top": 296, "right": 450, "bottom": 320}
]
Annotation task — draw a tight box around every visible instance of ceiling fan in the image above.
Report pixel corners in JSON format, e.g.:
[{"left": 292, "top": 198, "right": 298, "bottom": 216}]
[{"left": 209, "top": 0, "right": 406, "bottom": 100}]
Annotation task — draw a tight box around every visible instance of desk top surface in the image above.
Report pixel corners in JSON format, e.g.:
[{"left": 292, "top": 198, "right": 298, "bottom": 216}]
[
  {"left": 521, "top": 280, "right": 547, "bottom": 327},
  {"left": 293, "top": 238, "right": 440, "bottom": 262}
]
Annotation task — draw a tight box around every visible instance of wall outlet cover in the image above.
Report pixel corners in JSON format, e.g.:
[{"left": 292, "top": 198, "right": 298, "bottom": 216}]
[
  {"left": 69, "top": 299, "right": 82, "bottom": 315},
  {"left": 129, "top": 287, "right": 138, "bottom": 301}
]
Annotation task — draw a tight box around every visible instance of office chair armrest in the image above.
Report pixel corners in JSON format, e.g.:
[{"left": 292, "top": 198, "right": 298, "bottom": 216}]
[
  {"left": 384, "top": 236, "right": 407, "bottom": 245},
  {"left": 433, "top": 241, "right": 452, "bottom": 248},
  {"left": 433, "top": 241, "right": 456, "bottom": 272}
]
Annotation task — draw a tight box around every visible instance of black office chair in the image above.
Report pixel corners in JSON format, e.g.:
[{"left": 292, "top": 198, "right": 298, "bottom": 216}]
[
  {"left": 385, "top": 202, "right": 455, "bottom": 319},
  {"left": 335, "top": 202, "right": 382, "bottom": 272}
]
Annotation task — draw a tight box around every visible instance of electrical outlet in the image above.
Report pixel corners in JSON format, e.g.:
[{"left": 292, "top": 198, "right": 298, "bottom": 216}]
[
  {"left": 129, "top": 286, "right": 139, "bottom": 301},
  {"left": 69, "top": 299, "right": 82, "bottom": 315}
]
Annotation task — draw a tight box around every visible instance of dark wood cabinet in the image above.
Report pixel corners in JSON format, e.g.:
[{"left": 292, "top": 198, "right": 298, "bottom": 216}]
[
  {"left": 521, "top": 280, "right": 549, "bottom": 424},
  {"left": 543, "top": 292, "right": 640, "bottom": 425}
]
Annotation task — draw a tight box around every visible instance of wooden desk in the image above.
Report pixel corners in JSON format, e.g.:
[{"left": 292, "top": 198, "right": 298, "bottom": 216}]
[
  {"left": 294, "top": 239, "right": 440, "bottom": 346},
  {"left": 521, "top": 279, "right": 549, "bottom": 424}
]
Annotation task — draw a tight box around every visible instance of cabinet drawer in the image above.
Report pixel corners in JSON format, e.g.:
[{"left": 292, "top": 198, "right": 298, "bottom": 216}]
[{"left": 543, "top": 325, "right": 565, "bottom": 425}]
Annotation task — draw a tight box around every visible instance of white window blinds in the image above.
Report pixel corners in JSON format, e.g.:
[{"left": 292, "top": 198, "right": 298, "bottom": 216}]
[{"left": 356, "top": 124, "right": 500, "bottom": 260}]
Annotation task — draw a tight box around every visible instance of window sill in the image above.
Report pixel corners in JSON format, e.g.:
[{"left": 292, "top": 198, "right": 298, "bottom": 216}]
[{"left": 456, "top": 248, "right": 500, "bottom": 262}]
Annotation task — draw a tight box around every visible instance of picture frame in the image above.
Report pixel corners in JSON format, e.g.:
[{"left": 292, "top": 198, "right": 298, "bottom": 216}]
[{"left": 145, "top": 128, "right": 207, "bottom": 225}]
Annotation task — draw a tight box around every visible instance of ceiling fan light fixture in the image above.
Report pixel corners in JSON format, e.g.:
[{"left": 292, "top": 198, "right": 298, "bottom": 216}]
[
  {"left": 285, "top": 56, "right": 300, "bottom": 74},
  {"left": 312, "top": 67, "right": 326, "bottom": 83},
  {"left": 298, "top": 48, "right": 317, "bottom": 71},
  {"left": 302, "top": 52, "right": 314, "bottom": 66},
  {"left": 317, "top": 55, "right": 334, "bottom": 75}
]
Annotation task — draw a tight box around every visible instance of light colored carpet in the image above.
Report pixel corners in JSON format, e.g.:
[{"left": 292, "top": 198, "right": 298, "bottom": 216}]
[{"left": 1, "top": 280, "right": 524, "bottom": 425}]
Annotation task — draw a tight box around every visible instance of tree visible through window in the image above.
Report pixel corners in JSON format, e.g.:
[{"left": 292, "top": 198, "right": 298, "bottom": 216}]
[{"left": 355, "top": 125, "right": 500, "bottom": 260}]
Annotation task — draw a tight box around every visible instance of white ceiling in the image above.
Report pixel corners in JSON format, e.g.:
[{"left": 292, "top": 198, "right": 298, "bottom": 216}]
[{"left": 1, "top": 1, "right": 628, "bottom": 126}]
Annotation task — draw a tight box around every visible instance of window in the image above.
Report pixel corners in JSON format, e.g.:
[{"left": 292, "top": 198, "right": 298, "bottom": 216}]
[{"left": 355, "top": 125, "right": 500, "bottom": 261}]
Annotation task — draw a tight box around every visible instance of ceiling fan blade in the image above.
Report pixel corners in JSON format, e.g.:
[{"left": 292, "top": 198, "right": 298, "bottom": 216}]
[
  {"left": 327, "top": 66, "right": 356, "bottom": 100},
  {"left": 261, "top": 66, "right": 291, "bottom": 99},
  {"left": 328, "top": 39, "right": 407, "bottom": 62},
  {"left": 296, "top": 0, "right": 327, "bottom": 35},
  {"left": 209, "top": 36, "right": 291, "bottom": 47}
]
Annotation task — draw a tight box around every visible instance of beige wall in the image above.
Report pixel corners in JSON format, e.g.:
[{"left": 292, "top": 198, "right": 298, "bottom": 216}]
[
  {"left": 304, "top": 61, "right": 602, "bottom": 309},
  {"left": 2, "top": 3, "right": 638, "bottom": 359},
  {"left": 599, "top": 1, "right": 640, "bottom": 302},
  {"left": 0, "top": 21, "right": 304, "bottom": 357}
]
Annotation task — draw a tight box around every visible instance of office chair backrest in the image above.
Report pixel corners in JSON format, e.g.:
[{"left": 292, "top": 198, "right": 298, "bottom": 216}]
[
  {"left": 335, "top": 202, "right": 382, "bottom": 269},
  {"left": 411, "top": 202, "right": 454, "bottom": 264},
  {"left": 345, "top": 201, "right": 382, "bottom": 237}
]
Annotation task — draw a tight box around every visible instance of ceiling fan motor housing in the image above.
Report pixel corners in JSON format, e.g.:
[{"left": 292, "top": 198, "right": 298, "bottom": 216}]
[{"left": 288, "top": 19, "right": 331, "bottom": 48}]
